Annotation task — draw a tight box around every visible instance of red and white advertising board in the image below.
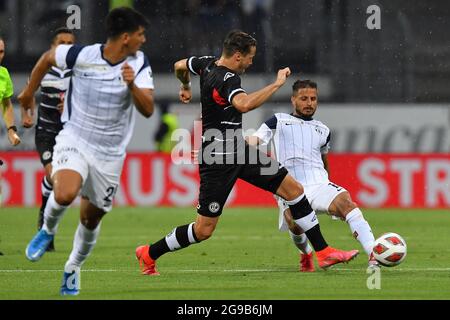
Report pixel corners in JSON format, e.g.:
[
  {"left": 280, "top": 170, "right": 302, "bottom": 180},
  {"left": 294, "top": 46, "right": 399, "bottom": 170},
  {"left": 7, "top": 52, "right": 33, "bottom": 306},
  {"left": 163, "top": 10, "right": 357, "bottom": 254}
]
[{"left": 0, "top": 152, "right": 449, "bottom": 208}]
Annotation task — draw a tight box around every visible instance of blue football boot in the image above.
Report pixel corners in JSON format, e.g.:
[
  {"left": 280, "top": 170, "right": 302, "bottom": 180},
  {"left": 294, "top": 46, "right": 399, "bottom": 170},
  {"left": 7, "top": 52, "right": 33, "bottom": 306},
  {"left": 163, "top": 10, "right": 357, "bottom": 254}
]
[
  {"left": 25, "top": 229, "right": 54, "bottom": 262},
  {"left": 60, "top": 265, "right": 80, "bottom": 296}
]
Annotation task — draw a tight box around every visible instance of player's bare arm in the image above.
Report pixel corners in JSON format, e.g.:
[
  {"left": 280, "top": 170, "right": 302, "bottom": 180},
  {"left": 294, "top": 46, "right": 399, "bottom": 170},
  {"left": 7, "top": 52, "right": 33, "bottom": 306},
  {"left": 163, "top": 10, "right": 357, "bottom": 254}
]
[
  {"left": 232, "top": 67, "right": 291, "bottom": 113},
  {"left": 2, "top": 97, "right": 21, "bottom": 146},
  {"left": 18, "top": 47, "right": 57, "bottom": 127},
  {"left": 122, "top": 62, "right": 154, "bottom": 118},
  {"left": 174, "top": 58, "right": 192, "bottom": 104},
  {"left": 245, "top": 135, "right": 261, "bottom": 146}
]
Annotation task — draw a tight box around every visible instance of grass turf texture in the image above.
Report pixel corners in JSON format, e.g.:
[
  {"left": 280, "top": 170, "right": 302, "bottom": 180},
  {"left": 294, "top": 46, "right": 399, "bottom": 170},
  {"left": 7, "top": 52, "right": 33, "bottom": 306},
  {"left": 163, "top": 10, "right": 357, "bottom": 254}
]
[{"left": 0, "top": 207, "right": 449, "bottom": 300}]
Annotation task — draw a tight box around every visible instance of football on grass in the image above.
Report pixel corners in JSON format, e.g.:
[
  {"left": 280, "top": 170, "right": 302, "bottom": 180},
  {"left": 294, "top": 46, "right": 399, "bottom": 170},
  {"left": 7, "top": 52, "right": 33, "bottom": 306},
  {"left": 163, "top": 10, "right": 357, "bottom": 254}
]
[{"left": 372, "top": 232, "right": 407, "bottom": 267}]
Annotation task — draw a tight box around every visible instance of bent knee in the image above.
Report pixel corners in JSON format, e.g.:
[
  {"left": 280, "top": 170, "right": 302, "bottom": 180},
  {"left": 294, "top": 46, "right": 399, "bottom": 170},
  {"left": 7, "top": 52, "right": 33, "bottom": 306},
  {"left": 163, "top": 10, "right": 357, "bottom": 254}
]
[
  {"left": 333, "top": 198, "right": 358, "bottom": 218},
  {"left": 278, "top": 176, "right": 304, "bottom": 201},
  {"left": 53, "top": 189, "right": 78, "bottom": 206}
]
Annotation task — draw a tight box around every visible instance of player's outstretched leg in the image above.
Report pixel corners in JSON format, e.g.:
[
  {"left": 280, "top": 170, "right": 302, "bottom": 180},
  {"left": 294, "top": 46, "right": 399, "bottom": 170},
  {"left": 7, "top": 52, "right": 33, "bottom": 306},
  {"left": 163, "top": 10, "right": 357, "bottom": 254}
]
[
  {"left": 329, "top": 192, "right": 377, "bottom": 268},
  {"left": 136, "top": 217, "right": 211, "bottom": 275},
  {"left": 38, "top": 177, "right": 55, "bottom": 252},
  {"left": 136, "top": 222, "right": 201, "bottom": 275},
  {"left": 60, "top": 222, "right": 101, "bottom": 295},
  {"left": 277, "top": 176, "right": 359, "bottom": 269},
  {"left": 26, "top": 192, "right": 68, "bottom": 261},
  {"left": 60, "top": 199, "right": 104, "bottom": 296}
]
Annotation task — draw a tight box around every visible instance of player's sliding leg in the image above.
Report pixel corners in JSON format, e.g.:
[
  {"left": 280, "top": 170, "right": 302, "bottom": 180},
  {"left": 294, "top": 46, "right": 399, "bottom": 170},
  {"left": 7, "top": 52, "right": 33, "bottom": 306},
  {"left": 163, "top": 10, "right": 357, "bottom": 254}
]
[
  {"left": 26, "top": 170, "right": 82, "bottom": 262},
  {"left": 60, "top": 198, "right": 105, "bottom": 296},
  {"left": 283, "top": 210, "right": 314, "bottom": 272},
  {"left": 38, "top": 166, "right": 55, "bottom": 251},
  {"left": 136, "top": 215, "right": 215, "bottom": 275},
  {"left": 276, "top": 175, "right": 359, "bottom": 269},
  {"left": 328, "top": 192, "right": 377, "bottom": 267}
]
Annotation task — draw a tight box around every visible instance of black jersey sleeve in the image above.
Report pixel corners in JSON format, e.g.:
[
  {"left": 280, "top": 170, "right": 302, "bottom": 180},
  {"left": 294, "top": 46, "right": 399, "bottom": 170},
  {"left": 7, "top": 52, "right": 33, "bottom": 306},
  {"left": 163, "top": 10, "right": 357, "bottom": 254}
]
[
  {"left": 186, "top": 56, "right": 216, "bottom": 75},
  {"left": 218, "top": 72, "right": 246, "bottom": 104}
]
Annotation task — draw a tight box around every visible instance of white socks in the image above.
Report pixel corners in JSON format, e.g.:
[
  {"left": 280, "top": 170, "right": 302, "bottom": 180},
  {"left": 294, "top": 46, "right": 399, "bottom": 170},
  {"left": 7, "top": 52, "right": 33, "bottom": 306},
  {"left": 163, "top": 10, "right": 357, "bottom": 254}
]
[
  {"left": 345, "top": 208, "right": 375, "bottom": 256},
  {"left": 289, "top": 231, "right": 312, "bottom": 255},
  {"left": 66, "top": 222, "right": 101, "bottom": 268},
  {"left": 42, "top": 192, "right": 68, "bottom": 235}
]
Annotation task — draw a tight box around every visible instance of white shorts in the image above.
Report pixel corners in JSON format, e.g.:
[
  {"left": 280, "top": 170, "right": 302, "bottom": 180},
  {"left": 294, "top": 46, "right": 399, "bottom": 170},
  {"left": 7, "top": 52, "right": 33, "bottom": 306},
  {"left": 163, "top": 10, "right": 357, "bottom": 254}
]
[
  {"left": 51, "top": 131, "right": 124, "bottom": 212},
  {"left": 277, "top": 182, "right": 347, "bottom": 231}
]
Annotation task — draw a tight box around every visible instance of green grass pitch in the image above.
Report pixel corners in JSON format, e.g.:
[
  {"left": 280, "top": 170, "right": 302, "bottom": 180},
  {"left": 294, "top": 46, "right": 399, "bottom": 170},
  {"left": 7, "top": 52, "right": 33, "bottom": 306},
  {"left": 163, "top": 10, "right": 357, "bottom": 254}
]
[{"left": 1, "top": 207, "right": 449, "bottom": 300}]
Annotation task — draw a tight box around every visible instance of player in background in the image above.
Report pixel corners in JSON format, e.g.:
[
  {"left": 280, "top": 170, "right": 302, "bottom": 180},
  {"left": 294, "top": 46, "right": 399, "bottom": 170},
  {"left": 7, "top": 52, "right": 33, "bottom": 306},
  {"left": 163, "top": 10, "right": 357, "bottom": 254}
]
[
  {"left": 0, "top": 36, "right": 21, "bottom": 146},
  {"left": 0, "top": 36, "right": 21, "bottom": 206},
  {"left": 18, "top": 7, "right": 154, "bottom": 295},
  {"left": 21, "top": 28, "right": 76, "bottom": 252},
  {"left": 135, "top": 30, "right": 359, "bottom": 276},
  {"left": 248, "top": 79, "right": 378, "bottom": 271}
]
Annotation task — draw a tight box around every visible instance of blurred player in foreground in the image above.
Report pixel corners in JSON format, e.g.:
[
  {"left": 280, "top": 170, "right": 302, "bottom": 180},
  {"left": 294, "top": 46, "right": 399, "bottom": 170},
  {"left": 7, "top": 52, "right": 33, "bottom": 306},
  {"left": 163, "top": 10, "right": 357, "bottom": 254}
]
[
  {"left": 19, "top": 7, "right": 154, "bottom": 295},
  {"left": 22, "top": 28, "right": 76, "bottom": 252},
  {"left": 135, "top": 30, "right": 359, "bottom": 276},
  {"left": 249, "top": 79, "right": 378, "bottom": 271}
]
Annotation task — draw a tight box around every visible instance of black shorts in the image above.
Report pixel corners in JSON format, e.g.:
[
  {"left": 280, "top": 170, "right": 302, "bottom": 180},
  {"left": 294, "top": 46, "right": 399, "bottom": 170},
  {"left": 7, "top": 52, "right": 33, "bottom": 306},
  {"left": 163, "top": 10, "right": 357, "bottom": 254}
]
[
  {"left": 35, "top": 129, "right": 58, "bottom": 166},
  {"left": 197, "top": 144, "right": 288, "bottom": 217}
]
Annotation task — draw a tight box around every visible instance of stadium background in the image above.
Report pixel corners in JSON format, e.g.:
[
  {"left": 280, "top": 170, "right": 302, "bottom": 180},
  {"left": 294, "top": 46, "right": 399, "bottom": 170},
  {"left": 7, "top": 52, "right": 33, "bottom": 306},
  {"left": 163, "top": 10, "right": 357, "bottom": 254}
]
[{"left": 0, "top": 0, "right": 449, "bottom": 209}]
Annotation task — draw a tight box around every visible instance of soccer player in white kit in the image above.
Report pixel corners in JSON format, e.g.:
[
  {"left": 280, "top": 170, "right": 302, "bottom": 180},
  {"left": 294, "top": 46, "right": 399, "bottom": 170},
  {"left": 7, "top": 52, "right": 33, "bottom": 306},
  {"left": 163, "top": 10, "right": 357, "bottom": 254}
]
[
  {"left": 249, "top": 79, "right": 378, "bottom": 271},
  {"left": 18, "top": 7, "right": 155, "bottom": 295}
]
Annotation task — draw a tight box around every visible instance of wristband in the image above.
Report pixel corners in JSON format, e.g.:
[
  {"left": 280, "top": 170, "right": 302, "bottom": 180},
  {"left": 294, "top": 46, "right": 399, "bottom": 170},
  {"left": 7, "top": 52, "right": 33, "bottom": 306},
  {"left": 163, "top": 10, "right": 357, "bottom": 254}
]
[{"left": 7, "top": 125, "right": 17, "bottom": 132}]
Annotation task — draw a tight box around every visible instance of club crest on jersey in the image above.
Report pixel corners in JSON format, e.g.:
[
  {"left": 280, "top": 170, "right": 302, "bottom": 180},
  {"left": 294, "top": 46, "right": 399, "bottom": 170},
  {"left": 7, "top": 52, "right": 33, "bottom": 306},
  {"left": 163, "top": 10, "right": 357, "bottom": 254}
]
[
  {"left": 208, "top": 202, "right": 220, "bottom": 213},
  {"left": 42, "top": 151, "right": 52, "bottom": 161},
  {"left": 223, "top": 72, "right": 235, "bottom": 81}
]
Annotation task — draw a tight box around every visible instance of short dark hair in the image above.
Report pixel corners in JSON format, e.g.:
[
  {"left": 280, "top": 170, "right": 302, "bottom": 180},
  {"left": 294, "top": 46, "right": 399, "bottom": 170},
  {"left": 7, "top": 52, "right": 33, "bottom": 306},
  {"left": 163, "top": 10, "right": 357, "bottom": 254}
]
[
  {"left": 106, "top": 7, "right": 149, "bottom": 39},
  {"left": 54, "top": 27, "right": 74, "bottom": 37},
  {"left": 52, "top": 27, "right": 74, "bottom": 40},
  {"left": 222, "top": 30, "right": 257, "bottom": 57},
  {"left": 292, "top": 80, "right": 318, "bottom": 95}
]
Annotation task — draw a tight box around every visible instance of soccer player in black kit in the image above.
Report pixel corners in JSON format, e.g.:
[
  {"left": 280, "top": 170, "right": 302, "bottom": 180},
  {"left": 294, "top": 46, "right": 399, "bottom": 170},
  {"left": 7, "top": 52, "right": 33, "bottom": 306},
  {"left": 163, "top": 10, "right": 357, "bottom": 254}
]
[
  {"left": 22, "top": 28, "right": 75, "bottom": 251},
  {"left": 136, "top": 30, "right": 359, "bottom": 275}
]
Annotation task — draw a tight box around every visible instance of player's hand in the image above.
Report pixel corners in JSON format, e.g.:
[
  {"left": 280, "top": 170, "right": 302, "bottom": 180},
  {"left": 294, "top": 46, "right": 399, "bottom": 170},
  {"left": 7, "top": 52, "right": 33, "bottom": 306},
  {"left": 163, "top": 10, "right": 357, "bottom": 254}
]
[
  {"left": 122, "top": 62, "right": 135, "bottom": 87},
  {"left": 18, "top": 89, "right": 36, "bottom": 128},
  {"left": 20, "top": 104, "right": 34, "bottom": 128},
  {"left": 274, "top": 67, "right": 291, "bottom": 87},
  {"left": 7, "top": 130, "right": 21, "bottom": 146},
  {"left": 179, "top": 85, "right": 192, "bottom": 104}
]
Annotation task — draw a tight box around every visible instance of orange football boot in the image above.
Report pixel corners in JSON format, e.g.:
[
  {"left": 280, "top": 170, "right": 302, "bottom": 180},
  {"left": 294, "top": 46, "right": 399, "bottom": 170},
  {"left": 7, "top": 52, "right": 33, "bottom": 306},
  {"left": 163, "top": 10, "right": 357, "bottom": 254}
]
[
  {"left": 316, "top": 246, "right": 359, "bottom": 269},
  {"left": 300, "top": 252, "right": 315, "bottom": 272},
  {"left": 136, "top": 245, "right": 160, "bottom": 276}
]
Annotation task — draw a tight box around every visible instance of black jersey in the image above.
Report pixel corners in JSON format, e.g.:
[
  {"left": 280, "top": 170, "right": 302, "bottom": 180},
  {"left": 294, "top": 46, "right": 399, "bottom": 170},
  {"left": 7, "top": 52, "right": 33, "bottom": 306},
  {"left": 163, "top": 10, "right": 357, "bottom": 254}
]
[
  {"left": 187, "top": 56, "right": 246, "bottom": 156},
  {"left": 37, "top": 67, "right": 72, "bottom": 134}
]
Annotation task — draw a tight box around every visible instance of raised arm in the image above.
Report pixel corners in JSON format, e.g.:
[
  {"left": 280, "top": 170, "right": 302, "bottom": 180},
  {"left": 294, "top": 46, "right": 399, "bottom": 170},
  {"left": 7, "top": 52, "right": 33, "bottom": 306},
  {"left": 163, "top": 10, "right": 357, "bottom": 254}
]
[
  {"left": 232, "top": 67, "right": 291, "bottom": 113},
  {"left": 129, "top": 85, "right": 154, "bottom": 118},
  {"left": 122, "top": 61, "right": 154, "bottom": 118},
  {"left": 18, "top": 48, "right": 57, "bottom": 111},
  {"left": 174, "top": 58, "right": 192, "bottom": 104}
]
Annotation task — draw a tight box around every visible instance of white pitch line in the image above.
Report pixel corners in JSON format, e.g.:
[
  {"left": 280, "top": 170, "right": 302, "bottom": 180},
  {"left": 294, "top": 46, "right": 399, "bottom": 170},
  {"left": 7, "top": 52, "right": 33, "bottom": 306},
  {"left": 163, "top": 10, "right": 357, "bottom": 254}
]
[{"left": 0, "top": 267, "right": 450, "bottom": 273}]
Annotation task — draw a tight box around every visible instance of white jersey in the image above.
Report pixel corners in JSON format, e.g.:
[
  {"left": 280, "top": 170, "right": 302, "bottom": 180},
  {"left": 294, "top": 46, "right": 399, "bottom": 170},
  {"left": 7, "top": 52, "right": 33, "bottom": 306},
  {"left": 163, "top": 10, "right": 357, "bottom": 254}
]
[
  {"left": 253, "top": 112, "right": 331, "bottom": 186},
  {"left": 55, "top": 43, "right": 154, "bottom": 160}
]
